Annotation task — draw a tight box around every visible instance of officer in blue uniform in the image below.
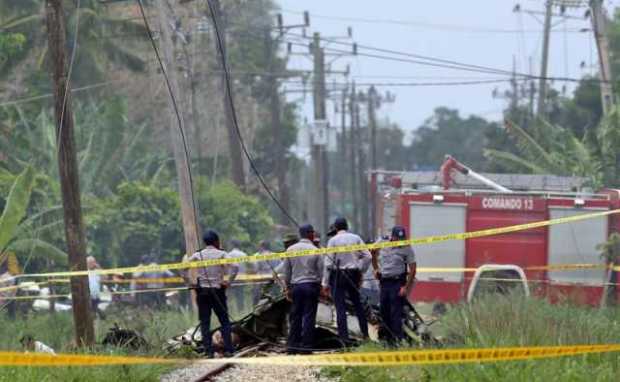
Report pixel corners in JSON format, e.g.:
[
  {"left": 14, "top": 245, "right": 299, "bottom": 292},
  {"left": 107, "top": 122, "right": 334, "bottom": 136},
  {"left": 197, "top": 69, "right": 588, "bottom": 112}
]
[
  {"left": 281, "top": 224, "right": 323, "bottom": 354},
  {"left": 188, "top": 230, "right": 238, "bottom": 357},
  {"left": 372, "top": 225, "right": 417, "bottom": 345}
]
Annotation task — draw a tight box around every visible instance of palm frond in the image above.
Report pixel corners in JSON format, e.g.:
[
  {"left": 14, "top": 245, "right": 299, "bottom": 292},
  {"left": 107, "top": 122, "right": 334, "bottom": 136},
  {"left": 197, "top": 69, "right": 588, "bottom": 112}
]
[
  {"left": 484, "top": 149, "right": 547, "bottom": 174},
  {"left": 504, "top": 120, "right": 559, "bottom": 173},
  {"left": 8, "top": 238, "right": 68, "bottom": 266},
  {"left": 0, "top": 166, "right": 35, "bottom": 252}
]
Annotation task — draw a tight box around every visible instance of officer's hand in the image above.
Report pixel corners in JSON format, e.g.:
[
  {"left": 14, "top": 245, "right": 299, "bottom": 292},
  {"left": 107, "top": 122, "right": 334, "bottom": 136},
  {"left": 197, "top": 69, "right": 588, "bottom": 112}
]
[
  {"left": 284, "top": 288, "right": 292, "bottom": 302},
  {"left": 398, "top": 286, "right": 407, "bottom": 297},
  {"left": 321, "top": 286, "right": 330, "bottom": 298},
  {"left": 221, "top": 281, "right": 230, "bottom": 289},
  {"left": 373, "top": 270, "right": 381, "bottom": 280}
]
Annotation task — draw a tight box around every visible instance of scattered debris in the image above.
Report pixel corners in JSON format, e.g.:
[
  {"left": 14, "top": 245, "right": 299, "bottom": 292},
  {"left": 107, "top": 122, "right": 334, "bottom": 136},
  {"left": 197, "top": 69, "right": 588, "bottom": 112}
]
[{"left": 102, "top": 323, "right": 150, "bottom": 350}]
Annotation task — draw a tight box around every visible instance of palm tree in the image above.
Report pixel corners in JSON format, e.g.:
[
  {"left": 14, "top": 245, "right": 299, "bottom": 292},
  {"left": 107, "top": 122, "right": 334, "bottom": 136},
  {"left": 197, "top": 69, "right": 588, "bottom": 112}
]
[
  {"left": 1, "top": 0, "right": 147, "bottom": 94},
  {"left": 484, "top": 117, "right": 605, "bottom": 188}
]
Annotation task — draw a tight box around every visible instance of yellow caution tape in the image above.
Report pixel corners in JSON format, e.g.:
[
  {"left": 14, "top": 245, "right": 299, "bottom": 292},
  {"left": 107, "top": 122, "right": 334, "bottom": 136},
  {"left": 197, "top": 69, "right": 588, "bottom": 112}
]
[
  {"left": 14, "top": 209, "right": 620, "bottom": 279},
  {"left": 218, "top": 344, "right": 620, "bottom": 366},
  {"left": 1, "top": 344, "right": 619, "bottom": 367},
  {"left": 0, "top": 351, "right": 176, "bottom": 367}
]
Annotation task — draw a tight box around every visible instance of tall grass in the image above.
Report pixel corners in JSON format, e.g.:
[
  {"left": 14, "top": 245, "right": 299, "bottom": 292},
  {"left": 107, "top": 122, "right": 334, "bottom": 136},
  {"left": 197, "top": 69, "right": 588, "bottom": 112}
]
[
  {"left": 0, "top": 307, "right": 196, "bottom": 382},
  {"left": 324, "top": 294, "right": 620, "bottom": 382}
]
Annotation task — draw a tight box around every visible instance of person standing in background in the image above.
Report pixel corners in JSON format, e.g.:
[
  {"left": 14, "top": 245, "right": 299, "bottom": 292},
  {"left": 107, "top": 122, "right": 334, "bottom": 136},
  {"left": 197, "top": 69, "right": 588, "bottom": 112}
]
[
  {"left": 227, "top": 240, "right": 247, "bottom": 314},
  {"left": 87, "top": 256, "right": 105, "bottom": 320}
]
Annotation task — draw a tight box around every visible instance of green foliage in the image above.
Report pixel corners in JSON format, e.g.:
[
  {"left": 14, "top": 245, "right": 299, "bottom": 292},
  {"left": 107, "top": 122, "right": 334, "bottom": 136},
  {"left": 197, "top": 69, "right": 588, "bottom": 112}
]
[
  {"left": 0, "top": 309, "right": 194, "bottom": 381},
  {"left": 87, "top": 181, "right": 182, "bottom": 268},
  {"left": 0, "top": 166, "right": 35, "bottom": 253},
  {"left": 0, "top": 0, "right": 146, "bottom": 90},
  {"left": 198, "top": 180, "right": 274, "bottom": 248},
  {"left": 408, "top": 107, "right": 501, "bottom": 170},
  {"left": 485, "top": 119, "right": 604, "bottom": 188}
]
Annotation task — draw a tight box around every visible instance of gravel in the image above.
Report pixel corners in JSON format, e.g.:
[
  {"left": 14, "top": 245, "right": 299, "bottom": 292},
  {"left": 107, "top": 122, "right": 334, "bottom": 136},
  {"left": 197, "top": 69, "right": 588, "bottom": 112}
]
[
  {"left": 213, "top": 365, "right": 337, "bottom": 382},
  {"left": 161, "top": 362, "right": 338, "bottom": 382}
]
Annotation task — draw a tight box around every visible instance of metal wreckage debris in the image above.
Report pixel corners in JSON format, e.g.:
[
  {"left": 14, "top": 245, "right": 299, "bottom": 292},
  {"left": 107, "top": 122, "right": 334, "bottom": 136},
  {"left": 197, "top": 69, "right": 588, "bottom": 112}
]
[{"left": 165, "top": 282, "right": 440, "bottom": 356}]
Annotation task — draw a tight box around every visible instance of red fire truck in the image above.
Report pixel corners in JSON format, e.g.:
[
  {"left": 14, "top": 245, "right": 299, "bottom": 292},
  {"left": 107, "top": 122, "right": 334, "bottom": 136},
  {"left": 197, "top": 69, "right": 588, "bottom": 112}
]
[{"left": 372, "top": 156, "right": 620, "bottom": 306}]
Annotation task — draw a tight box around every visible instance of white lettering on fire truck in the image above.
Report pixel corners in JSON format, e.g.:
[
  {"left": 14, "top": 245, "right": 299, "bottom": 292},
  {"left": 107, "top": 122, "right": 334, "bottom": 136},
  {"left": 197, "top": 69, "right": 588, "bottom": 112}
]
[{"left": 481, "top": 197, "right": 534, "bottom": 210}]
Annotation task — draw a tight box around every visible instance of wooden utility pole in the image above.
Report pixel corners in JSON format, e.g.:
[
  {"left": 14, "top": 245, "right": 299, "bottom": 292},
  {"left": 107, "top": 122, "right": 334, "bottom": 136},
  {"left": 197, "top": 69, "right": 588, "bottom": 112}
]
[
  {"left": 590, "top": 0, "right": 615, "bottom": 115},
  {"left": 45, "top": 0, "right": 94, "bottom": 346},
  {"left": 312, "top": 32, "right": 329, "bottom": 233},
  {"left": 537, "top": 0, "right": 553, "bottom": 118},
  {"left": 349, "top": 81, "right": 360, "bottom": 231},
  {"left": 367, "top": 86, "right": 378, "bottom": 238},
  {"left": 209, "top": 0, "right": 245, "bottom": 189},
  {"left": 156, "top": 0, "right": 200, "bottom": 279}
]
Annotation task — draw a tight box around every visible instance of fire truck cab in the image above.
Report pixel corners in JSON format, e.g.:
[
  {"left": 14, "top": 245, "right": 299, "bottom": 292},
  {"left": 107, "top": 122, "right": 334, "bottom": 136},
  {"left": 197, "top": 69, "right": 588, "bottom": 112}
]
[{"left": 373, "top": 157, "right": 620, "bottom": 306}]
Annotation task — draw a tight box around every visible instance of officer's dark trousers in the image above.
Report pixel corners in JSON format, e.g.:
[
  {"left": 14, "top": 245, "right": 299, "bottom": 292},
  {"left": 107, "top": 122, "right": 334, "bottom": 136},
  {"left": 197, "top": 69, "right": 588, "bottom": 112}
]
[
  {"left": 288, "top": 282, "right": 320, "bottom": 353},
  {"left": 379, "top": 278, "right": 405, "bottom": 342},
  {"left": 196, "top": 287, "right": 233, "bottom": 355},
  {"left": 330, "top": 270, "right": 369, "bottom": 341}
]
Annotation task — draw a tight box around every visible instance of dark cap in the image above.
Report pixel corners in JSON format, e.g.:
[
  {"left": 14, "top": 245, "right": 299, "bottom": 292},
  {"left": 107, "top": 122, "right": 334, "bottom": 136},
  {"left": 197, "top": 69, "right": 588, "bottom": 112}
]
[
  {"left": 334, "top": 217, "right": 348, "bottom": 231},
  {"left": 229, "top": 239, "right": 242, "bottom": 249},
  {"left": 327, "top": 224, "right": 338, "bottom": 238},
  {"left": 203, "top": 230, "right": 220, "bottom": 246},
  {"left": 299, "top": 224, "right": 315, "bottom": 238},
  {"left": 391, "top": 225, "right": 407, "bottom": 240}
]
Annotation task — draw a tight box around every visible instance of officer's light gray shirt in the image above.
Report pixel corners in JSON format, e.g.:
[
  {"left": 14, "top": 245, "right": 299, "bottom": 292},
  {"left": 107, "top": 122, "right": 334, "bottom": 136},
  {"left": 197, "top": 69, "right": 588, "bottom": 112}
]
[
  {"left": 379, "top": 245, "right": 416, "bottom": 278},
  {"left": 189, "top": 246, "right": 237, "bottom": 288},
  {"left": 282, "top": 239, "right": 324, "bottom": 285},
  {"left": 322, "top": 231, "right": 371, "bottom": 286}
]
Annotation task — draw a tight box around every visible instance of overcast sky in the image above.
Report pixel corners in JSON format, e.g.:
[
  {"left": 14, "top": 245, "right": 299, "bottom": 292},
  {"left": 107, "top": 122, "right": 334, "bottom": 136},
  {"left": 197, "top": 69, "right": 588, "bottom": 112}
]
[{"left": 277, "top": 0, "right": 613, "bottom": 138}]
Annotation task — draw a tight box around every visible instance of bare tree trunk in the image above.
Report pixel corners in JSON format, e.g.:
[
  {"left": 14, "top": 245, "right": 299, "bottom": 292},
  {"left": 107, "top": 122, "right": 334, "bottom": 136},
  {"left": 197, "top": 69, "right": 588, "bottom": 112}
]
[{"left": 45, "top": 0, "right": 94, "bottom": 346}]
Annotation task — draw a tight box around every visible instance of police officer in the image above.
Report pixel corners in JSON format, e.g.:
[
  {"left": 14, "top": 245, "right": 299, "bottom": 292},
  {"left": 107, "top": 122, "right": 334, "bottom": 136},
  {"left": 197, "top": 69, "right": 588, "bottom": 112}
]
[
  {"left": 372, "top": 225, "right": 417, "bottom": 345},
  {"left": 188, "top": 230, "right": 238, "bottom": 358},
  {"left": 281, "top": 224, "right": 323, "bottom": 354},
  {"left": 321, "top": 217, "right": 371, "bottom": 343}
]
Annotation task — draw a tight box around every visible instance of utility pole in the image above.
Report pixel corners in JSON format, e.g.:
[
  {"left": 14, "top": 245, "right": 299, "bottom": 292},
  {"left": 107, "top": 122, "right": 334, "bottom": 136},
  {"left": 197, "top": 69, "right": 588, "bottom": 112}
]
[
  {"left": 156, "top": 0, "right": 200, "bottom": 279},
  {"left": 356, "top": 91, "right": 369, "bottom": 239},
  {"left": 349, "top": 81, "right": 360, "bottom": 231},
  {"left": 340, "top": 85, "right": 348, "bottom": 214},
  {"left": 590, "top": 0, "right": 615, "bottom": 115},
  {"left": 209, "top": 0, "right": 245, "bottom": 189},
  {"left": 367, "top": 86, "right": 378, "bottom": 238},
  {"left": 537, "top": 0, "right": 553, "bottom": 118},
  {"left": 312, "top": 32, "right": 329, "bottom": 233},
  {"left": 45, "top": 0, "right": 94, "bottom": 346}
]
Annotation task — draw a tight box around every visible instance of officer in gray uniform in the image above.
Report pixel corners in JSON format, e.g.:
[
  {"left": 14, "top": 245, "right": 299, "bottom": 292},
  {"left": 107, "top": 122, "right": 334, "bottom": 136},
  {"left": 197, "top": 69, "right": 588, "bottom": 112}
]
[
  {"left": 322, "top": 217, "right": 371, "bottom": 342},
  {"left": 188, "top": 230, "right": 238, "bottom": 357},
  {"left": 372, "top": 225, "right": 417, "bottom": 344},
  {"left": 281, "top": 224, "right": 323, "bottom": 354}
]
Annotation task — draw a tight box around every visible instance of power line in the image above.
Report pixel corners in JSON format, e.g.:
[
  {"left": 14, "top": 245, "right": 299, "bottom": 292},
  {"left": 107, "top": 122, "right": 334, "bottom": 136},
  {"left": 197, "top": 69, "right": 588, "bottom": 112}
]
[
  {"left": 206, "top": 0, "right": 299, "bottom": 228},
  {"left": 285, "top": 39, "right": 606, "bottom": 84},
  {"left": 279, "top": 9, "right": 587, "bottom": 34}
]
